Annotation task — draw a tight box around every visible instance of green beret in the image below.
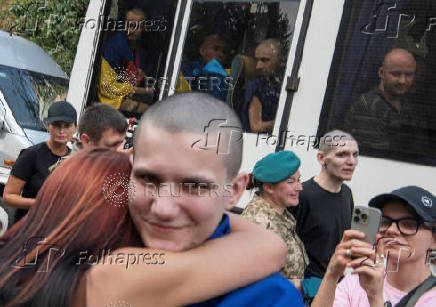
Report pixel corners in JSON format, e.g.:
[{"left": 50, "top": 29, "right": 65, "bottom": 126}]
[{"left": 253, "top": 151, "right": 301, "bottom": 183}]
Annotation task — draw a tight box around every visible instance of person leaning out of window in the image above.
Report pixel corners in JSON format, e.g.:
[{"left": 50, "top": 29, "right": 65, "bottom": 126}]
[
  {"left": 3, "top": 101, "right": 77, "bottom": 225},
  {"left": 242, "top": 151, "right": 309, "bottom": 286}
]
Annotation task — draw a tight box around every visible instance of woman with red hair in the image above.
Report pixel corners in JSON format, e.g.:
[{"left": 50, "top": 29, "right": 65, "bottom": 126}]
[{"left": 0, "top": 148, "right": 286, "bottom": 307}]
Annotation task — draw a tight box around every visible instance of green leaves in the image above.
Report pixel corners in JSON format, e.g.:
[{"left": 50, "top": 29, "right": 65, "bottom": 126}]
[{"left": 1, "top": 0, "right": 90, "bottom": 76}]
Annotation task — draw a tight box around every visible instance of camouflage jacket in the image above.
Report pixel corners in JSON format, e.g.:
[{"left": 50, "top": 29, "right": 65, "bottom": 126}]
[{"left": 241, "top": 194, "right": 309, "bottom": 279}]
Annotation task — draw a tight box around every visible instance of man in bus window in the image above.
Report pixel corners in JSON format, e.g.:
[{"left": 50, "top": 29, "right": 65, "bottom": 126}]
[
  {"left": 179, "top": 32, "right": 230, "bottom": 102},
  {"left": 241, "top": 39, "right": 282, "bottom": 133},
  {"left": 97, "top": 4, "right": 153, "bottom": 116},
  {"left": 130, "top": 92, "right": 304, "bottom": 306},
  {"left": 343, "top": 48, "right": 418, "bottom": 155}
]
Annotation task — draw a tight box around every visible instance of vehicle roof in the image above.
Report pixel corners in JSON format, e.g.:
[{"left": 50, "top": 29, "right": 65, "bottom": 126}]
[{"left": 0, "top": 30, "right": 68, "bottom": 79}]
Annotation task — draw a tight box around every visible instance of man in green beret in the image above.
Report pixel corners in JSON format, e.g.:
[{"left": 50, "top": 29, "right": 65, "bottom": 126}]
[{"left": 242, "top": 150, "right": 309, "bottom": 284}]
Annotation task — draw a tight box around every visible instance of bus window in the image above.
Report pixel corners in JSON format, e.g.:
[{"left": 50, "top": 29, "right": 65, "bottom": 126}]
[
  {"left": 91, "top": 0, "right": 176, "bottom": 117},
  {"left": 318, "top": 0, "right": 436, "bottom": 166},
  {"left": 176, "top": 0, "right": 301, "bottom": 134}
]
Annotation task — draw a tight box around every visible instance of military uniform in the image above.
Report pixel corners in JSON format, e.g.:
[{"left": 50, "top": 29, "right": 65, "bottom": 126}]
[{"left": 242, "top": 194, "right": 309, "bottom": 279}]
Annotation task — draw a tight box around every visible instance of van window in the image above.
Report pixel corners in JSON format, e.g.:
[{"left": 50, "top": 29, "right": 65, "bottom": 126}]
[
  {"left": 176, "top": 0, "right": 301, "bottom": 134},
  {"left": 91, "top": 0, "right": 177, "bottom": 116},
  {"left": 0, "top": 65, "right": 68, "bottom": 131},
  {"left": 318, "top": 0, "right": 436, "bottom": 165}
]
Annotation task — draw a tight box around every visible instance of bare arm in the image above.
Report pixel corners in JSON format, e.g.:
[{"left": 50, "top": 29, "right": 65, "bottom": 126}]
[
  {"left": 86, "top": 214, "right": 286, "bottom": 306},
  {"left": 3, "top": 175, "right": 35, "bottom": 209},
  {"left": 312, "top": 230, "right": 370, "bottom": 307},
  {"left": 248, "top": 96, "right": 274, "bottom": 133},
  {"left": 133, "top": 86, "right": 153, "bottom": 95}
]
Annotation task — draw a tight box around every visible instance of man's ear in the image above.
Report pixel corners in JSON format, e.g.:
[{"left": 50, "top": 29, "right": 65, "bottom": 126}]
[
  {"left": 199, "top": 45, "right": 206, "bottom": 58},
  {"left": 378, "top": 66, "right": 384, "bottom": 79},
  {"left": 316, "top": 151, "right": 325, "bottom": 167},
  {"left": 226, "top": 173, "right": 248, "bottom": 209},
  {"left": 80, "top": 133, "right": 92, "bottom": 148}
]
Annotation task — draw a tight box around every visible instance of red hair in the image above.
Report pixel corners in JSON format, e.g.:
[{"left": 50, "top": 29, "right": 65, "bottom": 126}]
[{"left": 0, "top": 148, "right": 141, "bottom": 306}]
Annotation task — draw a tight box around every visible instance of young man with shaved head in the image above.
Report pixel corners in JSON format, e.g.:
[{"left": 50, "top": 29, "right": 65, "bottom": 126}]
[
  {"left": 289, "top": 130, "right": 359, "bottom": 297},
  {"left": 343, "top": 48, "right": 417, "bottom": 154},
  {"left": 130, "top": 92, "right": 303, "bottom": 306}
]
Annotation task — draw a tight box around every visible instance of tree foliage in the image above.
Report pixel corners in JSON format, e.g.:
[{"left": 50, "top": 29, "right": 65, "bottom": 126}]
[{"left": 1, "top": 0, "right": 90, "bottom": 75}]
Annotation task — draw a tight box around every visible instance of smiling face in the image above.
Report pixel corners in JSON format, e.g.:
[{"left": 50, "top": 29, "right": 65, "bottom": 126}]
[
  {"left": 264, "top": 170, "right": 302, "bottom": 208},
  {"left": 376, "top": 201, "right": 436, "bottom": 265},
  {"left": 318, "top": 140, "right": 359, "bottom": 182},
  {"left": 379, "top": 49, "right": 416, "bottom": 98},
  {"left": 46, "top": 121, "right": 76, "bottom": 145},
  {"left": 130, "top": 125, "right": 245, "bottom": 251}
]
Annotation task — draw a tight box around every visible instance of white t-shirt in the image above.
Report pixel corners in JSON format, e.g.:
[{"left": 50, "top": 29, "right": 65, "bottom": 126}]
[{"left": 334, "top": 274, "right": 436, "bottom": 307}]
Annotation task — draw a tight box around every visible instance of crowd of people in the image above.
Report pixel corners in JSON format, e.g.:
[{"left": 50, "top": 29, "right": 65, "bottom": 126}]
[{"left": 0, "top": 92, "right": 434, "bottom": 306}]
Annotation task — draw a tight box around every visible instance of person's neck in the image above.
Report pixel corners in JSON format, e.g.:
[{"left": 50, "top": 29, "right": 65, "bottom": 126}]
[
  {"left": 386, "top": 260, "right": 432, "bottom": 293},
  {"left": 314, "top": 171, "right": 343, "bottom": 193},
  {"left": 260, "top": 193, "right": 285, "bottom": 214},
  {"left": 46, "top": 140, "right": 68, "bottom": 156},
  {"left": 379, "top": 84, "right": 401, "bottom": 113},
  {"left": 128, "top": 39, "right": 139, "bottom": 50}
]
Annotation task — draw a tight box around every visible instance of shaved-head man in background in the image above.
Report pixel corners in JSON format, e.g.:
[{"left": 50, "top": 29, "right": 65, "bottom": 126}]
[{"left": 242, "top": 38, "right": 283, "bottom": 133}]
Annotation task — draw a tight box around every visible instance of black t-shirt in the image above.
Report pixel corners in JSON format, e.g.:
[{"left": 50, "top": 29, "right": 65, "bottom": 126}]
[
  {"left": 288, "top": 177, "right": 354, "bottom": 279},
  {"left": 11, "top": 142, "right": 69, "bottom": 221}
]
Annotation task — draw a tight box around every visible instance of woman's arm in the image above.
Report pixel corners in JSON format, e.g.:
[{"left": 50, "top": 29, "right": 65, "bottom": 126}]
[
  {"left": 86, "top": 214, "right": 287, "bottom": 306},
  {"left": 3, "top": 175, "right": 35, "bottom": 209},
  {"left": 248, "top": 96, "right": 275, "bottom": 133},
  {"left": 312, "top": 230, "right": 370, "bottom": 307}
]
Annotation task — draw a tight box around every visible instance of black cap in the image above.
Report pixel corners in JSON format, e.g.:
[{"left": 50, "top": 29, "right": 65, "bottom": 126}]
[
  {"left": 45, "top": 101, "right": 77, "bottom": 124},
  {"left": 369, "top": 186, "right": 436, "bottom": 222}
]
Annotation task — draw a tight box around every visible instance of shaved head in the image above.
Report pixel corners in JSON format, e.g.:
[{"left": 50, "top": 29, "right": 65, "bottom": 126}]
[
  {"left": 319, "top": 130, "right": 356, "bottom": 154},
  {"left": 382, "top": 48, "right": 416, "bottom": 69},
  {"left": 134, "top": 93, "right": 243, "bottom": 179},
  {"left": 256, "top": 38, "right": 281, "bottom": 58},
  {"left": 255, "top": 38, "right": 282, "bottom": 79},
  {"left": 379, "top": 48, "right": 416, "bottom": 98}
]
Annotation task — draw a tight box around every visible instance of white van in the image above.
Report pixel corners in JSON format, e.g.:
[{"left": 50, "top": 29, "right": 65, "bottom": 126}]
[
  {"left": 69, "top": 0, "right": 436, "bottom": 205},
  {"left": 0, "top": 30, "right": 69, "bottom": 187}
]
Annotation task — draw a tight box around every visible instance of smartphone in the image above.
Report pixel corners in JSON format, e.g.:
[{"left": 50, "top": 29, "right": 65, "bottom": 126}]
[{"left": 351, "top": 206, "right": 382, "bottom": 245}]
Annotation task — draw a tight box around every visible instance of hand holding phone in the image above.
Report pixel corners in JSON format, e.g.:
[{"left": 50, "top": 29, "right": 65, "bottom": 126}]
[{"left": 351, "top": 206, "right": 382, "bottom": 245}]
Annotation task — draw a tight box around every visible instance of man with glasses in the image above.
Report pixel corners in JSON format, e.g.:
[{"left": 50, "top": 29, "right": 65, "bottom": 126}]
[{"left": 311, "top": 186, "right": 436, "bottom": 307}]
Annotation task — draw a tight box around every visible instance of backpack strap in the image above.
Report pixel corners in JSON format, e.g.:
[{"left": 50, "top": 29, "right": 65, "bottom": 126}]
[{"left": 395, "top": 275, "right": 436, "bottom": 307}]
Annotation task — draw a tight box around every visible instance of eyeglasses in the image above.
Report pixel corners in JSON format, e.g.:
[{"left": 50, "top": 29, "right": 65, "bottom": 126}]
[{"left": 380, "top": 215, "right": 433, "bottom": 236}]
